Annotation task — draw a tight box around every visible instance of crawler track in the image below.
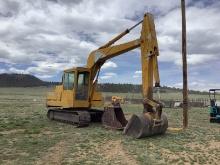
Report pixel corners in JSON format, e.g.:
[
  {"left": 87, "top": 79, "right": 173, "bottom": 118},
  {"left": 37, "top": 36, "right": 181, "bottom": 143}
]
[{"left": 47, "top": 109, "right": 103, "bottom": 127}]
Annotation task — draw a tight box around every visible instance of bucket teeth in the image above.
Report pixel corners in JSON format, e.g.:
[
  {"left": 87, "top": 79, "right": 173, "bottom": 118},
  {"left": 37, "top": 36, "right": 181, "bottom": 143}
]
[
  {"left": 123, "top": 113, "right": 168, "bottom": 138},
  {"left": 102, "top": 106, "right": 127, "bottom": 129}
]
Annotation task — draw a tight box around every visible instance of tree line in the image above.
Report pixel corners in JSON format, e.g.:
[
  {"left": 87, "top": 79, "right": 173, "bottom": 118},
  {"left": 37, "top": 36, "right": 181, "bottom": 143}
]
[
  {"left": 0, "top": 74, "right": 208, "bottom": 95},
  {"left": 98, "top": 83, "right": 208, "bottom": 95}
]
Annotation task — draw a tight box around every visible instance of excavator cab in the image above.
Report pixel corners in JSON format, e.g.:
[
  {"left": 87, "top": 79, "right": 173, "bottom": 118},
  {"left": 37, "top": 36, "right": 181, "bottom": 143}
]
[
  {"left": 46, "top": 67, "right": 103, "bottom": 109},
  {"left": 64, "top": 67, "right": 90, "bottom": 108}
]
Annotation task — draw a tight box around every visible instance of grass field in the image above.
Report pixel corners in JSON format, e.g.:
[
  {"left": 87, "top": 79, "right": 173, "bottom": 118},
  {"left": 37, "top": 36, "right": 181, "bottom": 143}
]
[
  {"left": 0, "top": 87, "right": 220, "bottom": 165},
  {"left": 103, "top": 91, "right": 220, "bottom": 101}
]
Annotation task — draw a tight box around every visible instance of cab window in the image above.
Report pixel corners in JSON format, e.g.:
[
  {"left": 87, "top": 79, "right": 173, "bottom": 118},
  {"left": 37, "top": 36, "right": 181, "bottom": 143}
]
[
  {"left": 63, "top": 72, "right": 75, "bottom": 90},
  {"left": 76, "top": 72, "right": 89, "bottom": 100}
]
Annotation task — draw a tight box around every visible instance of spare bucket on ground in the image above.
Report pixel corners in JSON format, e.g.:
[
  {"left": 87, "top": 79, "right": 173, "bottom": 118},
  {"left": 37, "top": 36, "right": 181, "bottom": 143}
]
[
  {"left": 102, "top": 106, "right": 128, "bottom": 129},
  {"left": 123, "top": 113, "right": 168, "bottom": 138}
]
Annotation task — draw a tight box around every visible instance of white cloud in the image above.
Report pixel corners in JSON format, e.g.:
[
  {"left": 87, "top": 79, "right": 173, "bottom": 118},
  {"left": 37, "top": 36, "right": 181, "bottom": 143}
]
[
  {"left": 100, "top": 72, "right": 117, "bottom": 80},
  {"left": 135, "top": 70, "right": 142, "bottom": 74},
  {"left": 0, "top": 0, "right": 219, "bottom": 86},
  {"left": 0, "top": 0, "right": 183, "bottom": 71},
  {"left": 8, "top": 67, "right": 29, "bottom": 74},
  {"left": 0, "top": 68, "right": 7, "bottom": 73},
  {"left": 102, "top": 61, "right": 117, "bottom": 69},
  {"left": 187, "top": 54, "right": 216, "bottom": 65},
  {"left": 156, "top": 2, "right": 220, "bottom": 69},
  {"left": 174, "top": 80, "right": 220, "bottom": 92},
  {"left": 133, "top": 70, "right": 142, "bottom": 78}
]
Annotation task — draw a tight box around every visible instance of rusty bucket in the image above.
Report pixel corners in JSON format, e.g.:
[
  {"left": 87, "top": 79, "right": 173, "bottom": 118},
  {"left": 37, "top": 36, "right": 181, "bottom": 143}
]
[
  {"left": 123, "top": 113, "right": 168, "bottom": 138},
  {"left": 102, "top": 106, "right": 127, "bottom": 129}
]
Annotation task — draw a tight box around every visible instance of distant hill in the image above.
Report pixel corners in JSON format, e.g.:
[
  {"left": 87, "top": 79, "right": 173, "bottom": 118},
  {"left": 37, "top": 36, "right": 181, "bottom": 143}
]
[
  {"left": 0, "top": 73, "right": 58, "bottom": 87},
  {"left": 0, "top": 73, "right": 208, "bottom": 95}
]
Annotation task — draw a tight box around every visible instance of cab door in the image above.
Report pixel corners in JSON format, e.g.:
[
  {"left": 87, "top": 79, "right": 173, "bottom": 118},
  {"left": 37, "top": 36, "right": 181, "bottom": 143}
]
[
  {"left": 74, "top": 71, "right": 90, "bottom": 108},
  {"left": 61, "top": 71, "right": 75, "bottom": 108}
]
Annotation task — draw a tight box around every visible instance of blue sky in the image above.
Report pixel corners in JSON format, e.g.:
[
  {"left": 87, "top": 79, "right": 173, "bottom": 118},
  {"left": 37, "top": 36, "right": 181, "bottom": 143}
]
[{"left": 0, "top": 0, "right": 220, "bottom": 91}]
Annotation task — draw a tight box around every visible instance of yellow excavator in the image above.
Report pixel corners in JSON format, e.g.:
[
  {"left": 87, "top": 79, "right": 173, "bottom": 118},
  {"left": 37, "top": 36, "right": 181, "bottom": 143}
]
[{"left": 46, "top": 13, "right": 168, "bottom": 138}]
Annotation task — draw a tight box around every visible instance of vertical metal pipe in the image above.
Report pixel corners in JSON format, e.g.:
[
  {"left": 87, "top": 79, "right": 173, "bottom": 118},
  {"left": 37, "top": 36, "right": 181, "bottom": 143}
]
[{"left": 181, "top": 0, "right": 188, "bottom": 128}]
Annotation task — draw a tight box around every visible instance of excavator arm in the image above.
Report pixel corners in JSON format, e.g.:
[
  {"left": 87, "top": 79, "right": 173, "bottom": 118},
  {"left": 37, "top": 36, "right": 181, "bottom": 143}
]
[
  {"left": 87, "top": 39, "right": 141, "bottom": 82},
  {"left": 87, "top": 14, "right": 162, "bottom": 117},
  {"left": 88, "top": 13, "right": 168, "bottom": 138},
  {"left": 86, "top": 39, "right": 140, "bottom": 108}
]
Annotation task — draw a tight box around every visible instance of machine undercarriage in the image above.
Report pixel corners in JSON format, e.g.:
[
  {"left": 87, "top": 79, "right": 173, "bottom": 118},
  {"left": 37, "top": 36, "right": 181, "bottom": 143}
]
[
  {"left": 47, "top": 109, "right": 103, "bottom": 127},
  {"left": 47, "top": 104, "right": 168, "bottom": 138}
]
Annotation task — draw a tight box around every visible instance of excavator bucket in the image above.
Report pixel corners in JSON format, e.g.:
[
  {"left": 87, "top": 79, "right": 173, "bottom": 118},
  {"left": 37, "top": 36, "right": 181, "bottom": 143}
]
[
  {"left": 123, "top": 113, "right": 168, "bottom": 138},
  {"left": 102, "top": 106, "right": 128, "bottom": 129}
]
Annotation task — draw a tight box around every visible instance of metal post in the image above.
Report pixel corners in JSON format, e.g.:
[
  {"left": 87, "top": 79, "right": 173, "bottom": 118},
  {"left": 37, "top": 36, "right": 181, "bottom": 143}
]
[{"left": 181, "top": 0, "right": 188, "bottom": 128}]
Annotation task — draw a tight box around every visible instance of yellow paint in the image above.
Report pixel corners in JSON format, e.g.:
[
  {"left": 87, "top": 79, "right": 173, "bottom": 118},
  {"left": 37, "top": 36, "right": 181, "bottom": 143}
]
[
  {"left": 112, "top": 96, "right": 125, "bottom": 104},
  {"left": 167, "top": 127, "right": 183, "bottom": 132}
]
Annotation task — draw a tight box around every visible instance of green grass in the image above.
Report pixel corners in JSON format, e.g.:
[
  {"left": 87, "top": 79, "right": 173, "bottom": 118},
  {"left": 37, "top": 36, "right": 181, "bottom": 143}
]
[{"left": 0, "top": 87, "right": 219, "bottom": 165}]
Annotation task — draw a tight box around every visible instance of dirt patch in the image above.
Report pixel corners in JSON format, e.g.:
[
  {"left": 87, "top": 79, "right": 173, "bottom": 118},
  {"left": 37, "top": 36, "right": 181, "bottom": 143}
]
[
  {"left": 160, "top": 148, "right": 193, "bottom": 164},
  {"left": 36, "top": 141, "right": 67, "bottom": 165},
  {"left": 0, "top": 129, "right": 25, "bottom": 135},
  {"left": 185, "top": 140, "right": 220, "bottom": 151},
  {"left": 41, "top": 130, "right": 53, "bottom": 135},
  {"left": 209, "top": 141, "right": 220, "bottom": 150},
  {"left": 1, "top": 159, "right": 19, "bottom": 165},
  {"left": 100, "top": 140, "right": 138, "bottom": 165},
  {"left": 160, "top": 140, "right": 220, "bottom": 164}
]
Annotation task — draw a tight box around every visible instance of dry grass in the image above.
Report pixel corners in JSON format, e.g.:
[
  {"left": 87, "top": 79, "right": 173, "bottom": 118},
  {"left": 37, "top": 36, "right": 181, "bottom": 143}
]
[
  {"left": 0, "top": 87, "right": 219, "bottom": 165},
  {"left": 36, "top": 141, "right": 67, "bottom": 165}
]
